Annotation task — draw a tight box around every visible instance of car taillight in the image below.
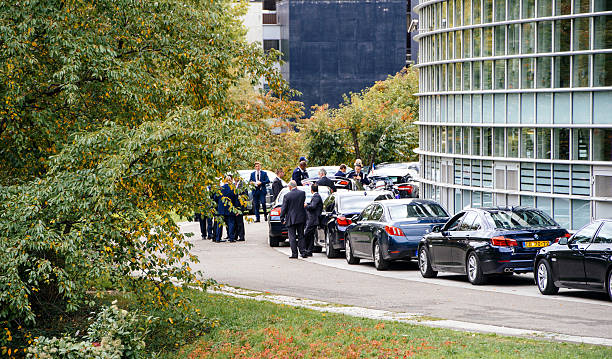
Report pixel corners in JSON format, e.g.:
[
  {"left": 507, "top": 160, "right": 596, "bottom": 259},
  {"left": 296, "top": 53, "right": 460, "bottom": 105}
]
[
  {"left": 270, "top": 208, "right": 281, "bottom": 216},
  {"left": 554, "top": 233, "right": 571, "bottom": 243},
  {"left": 397, "top": 185, "right": 413, "bottom": 194},
  {"left": 385, "top": 225, "right": 405, "bottom": 236},
  {"left": 339, "top": 180, "right": 349, "bottom": 186},
  {"left": 336, "top": 216, "right": 352, "bottom": 226},
  {"left": 491, "top": 236, "right": 518, "bottom": 247}
]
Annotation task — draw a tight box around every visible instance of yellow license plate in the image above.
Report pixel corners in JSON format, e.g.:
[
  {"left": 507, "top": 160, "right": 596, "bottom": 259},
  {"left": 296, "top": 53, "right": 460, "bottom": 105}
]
[{"left": 525, "top": 240, "right": 549, "bottom": 248}]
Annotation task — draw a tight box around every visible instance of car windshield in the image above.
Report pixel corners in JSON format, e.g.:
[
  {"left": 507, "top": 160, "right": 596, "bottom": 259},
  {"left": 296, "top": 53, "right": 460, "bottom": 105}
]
[
  {"left": 387, "top": 203, "right": 448, "bottom": 220},
  {"left": 338, "top": 195, "right": 384, "bottom": 213},
  {"left": 275, "top": 187, "right": 330, "bottom": 206},
  {"left": 487, "top": 210, "right": 558, "bottom": 229}
]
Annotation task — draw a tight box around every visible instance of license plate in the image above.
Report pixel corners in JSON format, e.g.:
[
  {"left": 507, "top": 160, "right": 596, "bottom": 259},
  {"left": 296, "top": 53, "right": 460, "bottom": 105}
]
[{"left": 525, "top": 240, "right": 549, "bottom": 248}]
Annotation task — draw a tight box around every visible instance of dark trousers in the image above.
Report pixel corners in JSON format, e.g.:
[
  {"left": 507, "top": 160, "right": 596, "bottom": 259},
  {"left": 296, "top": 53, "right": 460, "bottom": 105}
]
[
  {"left": 216, "top": 215, "right": 236, "bottom": 242},
  {"left": 287, "top": 223, "right": 305, "bottom": 257},
  {"left": 252, "top": 191, "right": 267, "bottom": 221},
  {"left": 235, "top": 214, "right": 245, "bottom": 241},
  {"left": 194, "top": 213, "right": 214, "bottom": 239},
  {"left": 304, "top": 225, "right": 317, "bottom": 255}
]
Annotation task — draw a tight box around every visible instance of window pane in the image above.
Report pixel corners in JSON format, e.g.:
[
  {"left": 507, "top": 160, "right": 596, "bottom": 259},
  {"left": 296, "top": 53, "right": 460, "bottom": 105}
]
[
  {"left": 554, "top": 56, "right": 571, "bottom": 88},
  {"left": 595, "top": 0, "right": 612, "bottom": 12},
  {"left": 473, "top": 94, "right": 482, "bottom": 122},
  {"left": 538, "top": 21, "right": 553, "bottom": 53},
  {"left": 455, "top": 62, "right": 462, "bottom": 90},
  {"left": 495, "top": 0, "right": 506, "bottom": 21},
  {"left": 455, "top": 126, "right": 462, "bottom": 153},
  {"left": 456, "top": 0, "right": 462, "bottom": 26},
  {"left": 472, "top": 127, "right": 482, "bottom": 155},
  {"left": 536, "top": 93, "right": 552, "bottom": 123},
  {"left": 483, "top": 60, "right": 493, "bottom": 89},
  {"left": 521, "top": 128, "right": 535, "bottom": 158},
  {"left": 494, "top": 94, "right": 505, "bottom": 123},
  {"left": 473, "top": 0, "right": 482, "bottom": 24},
  {"left": 522, "top": 0, "right": 535, "bottom": 18},
  {"left": 464, "top": 0, "right": 471, "bottom": 25},
  {"left": 508, "top": 0, "right": 519, "bottom": 20},
  {"left": 538, "top": 0, "right": 552, "bottom": 16},
  {"left": 508, "top": 58, "right": 519, "bottom": 89},
  {"left": 508, "top": 127, "right": 519, "bottom": 157},
  {"left": 572, "top": 200, "right": 590, "bottom": 231},
  {"left": 522, "top": 23, "right": 535, "bottom": 54},
  {"left": 494, "top": 127, "right": 505, "bottom": 156},
  {"left": 464, "top": 31, "right": 471, "bottom": 59},
  {"left": 572, "top": 92, "right": 590, "bottom": 124},
  {"left": 536, "top": 196, "right": 552, "bottom": 216},
  {"left": 521, "top": 163, "right": 535, "bottom": 191},
  {"left": 553, "top": 198, "right": 570, "bottom": 229},
  {"left": 593, "top": 53, "right": 612, "bottom": 87},
  {"left": 536, "top": 163, "right": 552, "bottom": 193},
  {"left": 572, "top": 165, "right": 590, "bottom": 195},
  {"left": 508, "top": 24, "right": 519, "bottom": 55},
  {"left": 553, "top": 128, "right": 570, "bottom": 160},
  {"left": 554, "top": 92, "right": 570, "bottom": 123},
  {"left": 455, "top": 30, "right": 462, "bottom": 59},
  {"left": 594, "top": 16, "right": 612, "bottom": 50},
  {"left": 483, "top": 127, "right": 493, "bottom": 156},
  {"left": 555, "top": 20, "right": 571, "bottom": 52},
  {"left": 484, "top": 0, "right": 493, "bottom": 23},
  {"left": 447, "top": 126, "right": 454, "bottom": 153},
  {"left": 574, "top": 0, "right": 590, "bottom": 13},
  {"left": 573, "top": 17, "right": 590, "bottom": 51},
  {"left": 573, "top": 128, "right": 590, "bottom": 160},
  {"left": 473, "top": 28, "right": 481, "bottom": 57},
  {"left": 593, "top": 129, "right": 612, "bottom": 161},
  {"left": 495, "top": 60, "right": 505, "bottom": 89},
  {"left": 536, "top": 57, "right": 552, "bottom": 88},
  {"left": 494, "top": 26, "right": 505, "bottom": 56},
  {"left": 536, "top": 128, "right": 552, "bottom": 159},
  {"left": 449, "top": 0, "right": 454, "bottom": 27},
  {"left": 473, "top": 61, "right": 481, "bottom": 89},
  {"left": 553, "top": 164, "right": 570, "bottom": 194},
  {"left": 483, "top": 27, "right": 493, "bottom": 56},
  {"left": 463, "top": 62, "right": 470, "bottom": 90},
  {"left": 521, "top": 93, "right": 535, "bottom": 123},
  {"left": 556, "top": 1, "right": 571, "bottom": 15},
  {"left": 521, "top": 57, "right": 535, "bottom": 88},
  {"left": 572, "top": 55, "right": 590, "bottom": 88},
  {"left": 483, "top": 94, "right": 493, "bottom": 123}
]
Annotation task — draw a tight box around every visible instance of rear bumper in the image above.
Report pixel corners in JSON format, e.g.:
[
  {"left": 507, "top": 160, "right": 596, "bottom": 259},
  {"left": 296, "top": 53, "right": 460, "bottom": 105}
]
[
  {"left": 269, "top": 221, "right": 288, "bottom": 239},
  {"left": 479, "top": 249, "right": 538, "bottom": 274},
  {"left": 384, "top": 240, "right": 419, "bottom": 260}
]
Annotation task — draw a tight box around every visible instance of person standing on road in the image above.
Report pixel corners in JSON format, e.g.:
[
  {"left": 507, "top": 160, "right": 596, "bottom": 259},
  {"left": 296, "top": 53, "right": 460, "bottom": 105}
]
[
  {"left": 216, "top": 175, "right": 238, "bottom": 243},
  {"left": 271, "top": 168, "right": 285, "bottom": 202},
  {"left": 316, "top": 168, "right": 336, "bottom": 193},
  {"left": 347, "top": 163, "right": 371, "bottom": 186},
  {"left": 194, "top": 211, "right": 214, "bottom": 240},
  {"left": 292, "top": 157, "right": 308, "bottom": 186},
  {"left": 334, "top": 164, "right": 347, "bottom": 178},
  {"left": 250, "top": 161, "right": 270, "bottom": 222},
  {"left": 234, "top": 177, "right": 247, "bottom": 242},
  {"left": 304, "top": 184, "right": 323, "bottom": 257},
  {"left": 280, "top": 180, "right": 307, "bottom": 258}
]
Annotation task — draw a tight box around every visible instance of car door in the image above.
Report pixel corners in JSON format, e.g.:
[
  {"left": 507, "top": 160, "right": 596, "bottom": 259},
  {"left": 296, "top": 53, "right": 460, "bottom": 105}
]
[
  {"left": 584, "top": 222, "right": 612, "bottom": 290},
  {"left": 351, "top": 205, "right": 373, "bottom": 257},
  {"left": 431, "top": 212, "right": 466, "bottom": 268},
  {"left": 365, "top": 204, "right": 385, "bottom": 259},
  {"left": 317, "top": 195, "right": 336, "bottom": 247},
  {"left": 450, "top": 211, "right": 479, "bottom": 269},
  {"left": 555, "top": 222, "right": 600, "bottom": 285}
]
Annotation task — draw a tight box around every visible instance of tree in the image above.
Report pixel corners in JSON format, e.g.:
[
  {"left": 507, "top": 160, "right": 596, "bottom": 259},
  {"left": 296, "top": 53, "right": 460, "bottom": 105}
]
[
  {"left": 301, "top": 68, "right": 420, "bottom": 166},
  {"left": 0, "top": 0, "right": 299, "bottom": 350}
]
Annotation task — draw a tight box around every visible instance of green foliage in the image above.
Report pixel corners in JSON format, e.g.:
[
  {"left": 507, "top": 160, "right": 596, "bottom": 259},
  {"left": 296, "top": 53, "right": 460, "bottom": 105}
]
[
  {"left": 0, "top": 0, "right": 299, "bottom": 355},
  {"left": 302, "top": 68, "right": 420, "bottom": 166}
]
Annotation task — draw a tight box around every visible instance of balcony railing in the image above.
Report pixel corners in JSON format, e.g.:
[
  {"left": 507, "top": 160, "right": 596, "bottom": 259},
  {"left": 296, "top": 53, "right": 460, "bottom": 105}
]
[{"left": 263, "top": 13, "right": 277, "bottom": 25}]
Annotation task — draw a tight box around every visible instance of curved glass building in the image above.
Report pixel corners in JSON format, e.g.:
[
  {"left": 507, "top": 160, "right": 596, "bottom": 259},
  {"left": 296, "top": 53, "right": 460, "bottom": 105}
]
[{"left": 414, "top": 0, "right": 612, "bottom": 230}]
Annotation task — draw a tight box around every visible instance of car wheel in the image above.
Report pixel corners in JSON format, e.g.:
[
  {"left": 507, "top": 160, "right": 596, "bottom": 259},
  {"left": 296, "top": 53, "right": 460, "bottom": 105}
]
[
  {"left": 373, "top": 240, "right": 389, "bottom": 271},
  {"left": 345, "top": 234, "right": 360, "bottom": 265},
  {"left": 466, "top": 252, "right": 486, "bottom": 285},
  {"left": 325, "top": 231, "right": 340, "bottom": 258},
  {"left": 269, "top": 236, "right": 280, "bottom": 247},
  {"left": 606, "top": 269, "right": 612, "bottom": 302},
  {"left": 418, "top": 246, "right": 437, "bottom": 278},
  {"left": 536, "top": 259, "right": 559, "bottom": 295}
]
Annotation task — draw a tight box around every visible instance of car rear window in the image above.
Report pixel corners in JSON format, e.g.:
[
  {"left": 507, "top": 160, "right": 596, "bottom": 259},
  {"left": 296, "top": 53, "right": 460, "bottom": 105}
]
[
  {"left": 487, "top": 210, "right": 558, "bottom": 229},
  {"left": 275, "top": 188, "right": 330, "bottom": 206},
  {"left": 339, "top": 195, "right": 384, "bottom": 213},
  {"left": 387, "top": 203, "right": 448, "bottom": 220}
]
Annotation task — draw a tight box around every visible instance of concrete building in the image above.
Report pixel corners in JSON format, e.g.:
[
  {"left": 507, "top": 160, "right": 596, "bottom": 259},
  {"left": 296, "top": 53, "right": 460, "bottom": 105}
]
[{"left": 414, "top": 0, "right": 612, "bottom": 230}]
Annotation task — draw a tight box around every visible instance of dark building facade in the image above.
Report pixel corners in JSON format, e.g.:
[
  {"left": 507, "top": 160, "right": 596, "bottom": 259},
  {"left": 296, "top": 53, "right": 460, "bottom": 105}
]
[{"left": 277, "top": 0, "right": 408, "bottom": 112}]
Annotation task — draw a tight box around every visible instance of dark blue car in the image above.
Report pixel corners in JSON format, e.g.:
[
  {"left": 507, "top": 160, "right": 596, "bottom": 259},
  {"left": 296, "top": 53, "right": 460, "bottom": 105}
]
[
  {"left": 418, "top": 207, "right": 569, "bottom": 285},
  {"left": 344, "top": 199, "right": 450, "bottom": 270}
]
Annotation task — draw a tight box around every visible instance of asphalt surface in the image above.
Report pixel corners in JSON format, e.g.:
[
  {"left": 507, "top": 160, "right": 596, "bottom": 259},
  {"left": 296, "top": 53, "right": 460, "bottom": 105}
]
[{"left": 183, "top": 219, "right": 612, "bottom": 340}]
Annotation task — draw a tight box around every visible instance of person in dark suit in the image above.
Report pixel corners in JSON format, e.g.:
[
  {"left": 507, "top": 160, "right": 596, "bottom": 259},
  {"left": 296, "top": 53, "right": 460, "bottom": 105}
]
[
  {"left": 249, "top": 162, "right": 270, "bottom": 222},
  {"left": 271, "top": 168, "right": 285, "bottom": 202},
  {"left": 304, "top": 184, "right": 323, "bottom": 257},
  {"left": 215, "top": 175, "right": 238, "bottom": 243},
  {"left": 291, "top": 158, "right": 308, "bottom": 186},
  {"left": 194, "top": 212, "right": 214, "bottom": 240},
  {"left": 280, "top": 180, "right": 307, "bottom": 258},
  {"left": 316, "top": 168, "right": 336, "bottom": 193},
  {"left": 346, "top": 164, "right": 371, "bottom": 185},
  {"left": 234, "top": 177, "right": 247, "bottom": 241},
  {"left": 334, "top": 164, "right": 347, "bottom": 177}
]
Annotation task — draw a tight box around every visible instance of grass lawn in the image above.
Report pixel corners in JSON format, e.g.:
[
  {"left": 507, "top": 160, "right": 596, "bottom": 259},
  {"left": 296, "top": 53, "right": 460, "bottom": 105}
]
[{"left": 167, "top": 290, "right": 612, "bottom": 359}]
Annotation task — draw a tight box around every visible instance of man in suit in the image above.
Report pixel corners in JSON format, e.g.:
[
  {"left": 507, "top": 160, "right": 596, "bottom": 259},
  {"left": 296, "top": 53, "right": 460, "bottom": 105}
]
[
  {"left": 215, "top": 175, "right": 238, "bottom": 243},
  {"left": 234, "top": 177, "right": 247, "bottom": 241},
  {"left": 194, "top": 212, "right": 214, "bottom": 240},
  {"left": 291, "top": 157, "right": 308, "bottom": 186},
  {"left": 346, "top": 164, "right": 371, "bottom": 185},
  {"left": 316, "top": 168, "right": 336, "bottom": 193},
  {"left": 334, "top": 164, "right": 347, "bottom": 177},
  {"left": 271, "top": 168, "right": 285, "bottom": 202},
  {"left": 249, "top": 162, "right": 270, "bottom": 222},
  {"left": 304, "top": 184, "right": 323, "bottom": 257},
  {"left": 280, "top": 180, "right": 307, "bottom": 258}
]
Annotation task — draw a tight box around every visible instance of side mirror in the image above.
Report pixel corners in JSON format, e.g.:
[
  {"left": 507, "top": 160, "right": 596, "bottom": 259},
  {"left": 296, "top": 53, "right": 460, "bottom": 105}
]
[
  {"left": 431, "top": 225, "right": 441, "bottom": 233},
  {"left": 558, "top": 237, "right": 569, "bottom": 245}
]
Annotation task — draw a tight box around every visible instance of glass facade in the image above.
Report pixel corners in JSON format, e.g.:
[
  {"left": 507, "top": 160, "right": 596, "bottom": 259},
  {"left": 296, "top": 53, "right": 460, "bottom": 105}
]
[{"left": 416, "top": 0, "right": 612, "bottom": 230}]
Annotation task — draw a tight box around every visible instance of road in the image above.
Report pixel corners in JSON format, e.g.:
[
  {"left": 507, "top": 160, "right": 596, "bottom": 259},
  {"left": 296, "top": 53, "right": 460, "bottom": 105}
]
[{"left": 182, "top": 219, "right": 612, "bottom": 341}]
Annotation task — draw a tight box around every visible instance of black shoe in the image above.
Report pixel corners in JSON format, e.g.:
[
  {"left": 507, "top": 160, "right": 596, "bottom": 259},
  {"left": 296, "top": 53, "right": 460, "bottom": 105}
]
[
  {"left": 289, "top": 255, "right": 298, "bottom": 259},
  {"left": 300, "top": 255, "right": 308, "bottom": 258},
  {"left": 238, "top": 239, "right": 245, "bottom": 241},
  {"left": 229, "top": 240, "right": 236, "bottom": 243},
  {"left": 305, "top": 253, "right": 312, "bottom": 257},
  {"left": 207, "top": 237, "right": 215, "bottom": 240},
  {"left": 216, "top": 239, "right": 226, "bottom": 243}
]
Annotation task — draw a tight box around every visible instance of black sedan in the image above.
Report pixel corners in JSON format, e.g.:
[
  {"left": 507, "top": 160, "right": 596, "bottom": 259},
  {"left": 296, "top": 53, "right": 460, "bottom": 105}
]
[
  {"left": 267, "top": 186, "right": 330, "bottom": 247},
  {"left": 418, "top": 207, "right": 569, "bottom": 285},
  {"left": 316, "top": 191, "right": 394, "bottom": 258},
  {"left": 534, "top": 219, "right": 612, "bottom": 300},
  {"left": 345, "top": 199, "right": 449, "bottom": 270},
  {"left": 369, "top": 163, "right": 420, "bottom": 198},
  {"left": 302, "top": 176, "right": 359, "bottom": 191}
]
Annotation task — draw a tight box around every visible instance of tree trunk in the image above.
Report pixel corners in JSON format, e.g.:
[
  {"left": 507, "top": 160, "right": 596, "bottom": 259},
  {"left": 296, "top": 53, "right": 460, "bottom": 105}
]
[{"left": 350, "top": 128, "right": 361, "bottom": 160}]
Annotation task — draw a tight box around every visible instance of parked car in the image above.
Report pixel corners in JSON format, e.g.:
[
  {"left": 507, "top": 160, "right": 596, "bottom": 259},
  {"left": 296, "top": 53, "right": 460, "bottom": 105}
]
[
  {"left": 418, "top": 207, "right": 569, "bottom": 285},
  {"left": 267, "top": 186, "right": 331, "bottom": 247},
  {"left": 237, "top": 170, "right": 286, "bottom": 214},
  {"left": 534, "top": 219, "right": 612, "bottom": 301},
  {"left": 316, "top": 190, "right": 394, "bottom": 258},
  {"left": 345, "top": 199, "right": 449, "bottom": 270},
  {"left": 369, "top": 163, "right": 420, "bottom": 198},
  {"left": 302, "top": 176, "right": 359, "bottom": 191},
  {"left": 306, "top": 166, "right": 352, "bottom": 180}
]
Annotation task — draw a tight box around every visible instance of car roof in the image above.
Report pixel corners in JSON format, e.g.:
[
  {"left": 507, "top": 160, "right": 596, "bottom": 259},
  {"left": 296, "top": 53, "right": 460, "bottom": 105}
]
[
  {"left": 375, "top": 198, "right": 440, "bottom": 206},
  {"left": 332, "top": 190, "right": 394, "bottom": 197},
  {"left": 475, "top": 206, "right": 540, "bottom": 212}
]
